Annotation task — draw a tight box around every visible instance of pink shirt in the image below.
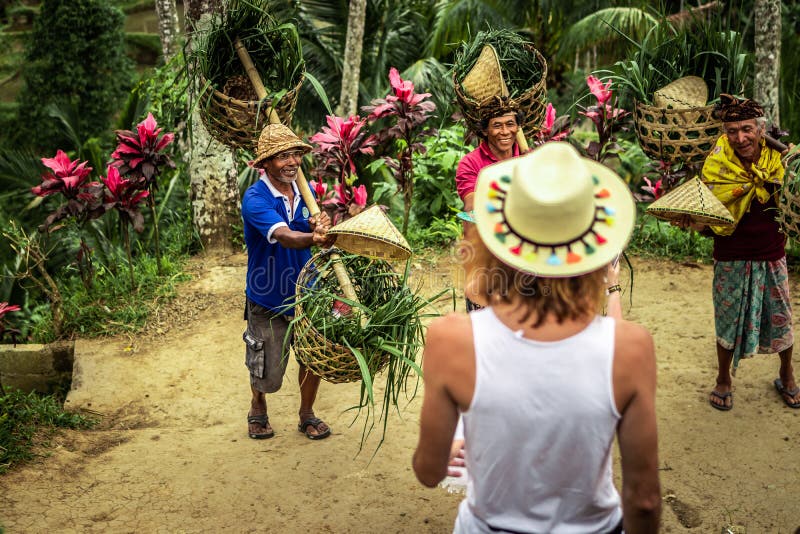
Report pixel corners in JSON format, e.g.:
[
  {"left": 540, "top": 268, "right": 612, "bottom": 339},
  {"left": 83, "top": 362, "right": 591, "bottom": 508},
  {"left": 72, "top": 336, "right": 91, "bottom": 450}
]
[{"left": 455, "top": 141, "right": 520, "bottom": 201}]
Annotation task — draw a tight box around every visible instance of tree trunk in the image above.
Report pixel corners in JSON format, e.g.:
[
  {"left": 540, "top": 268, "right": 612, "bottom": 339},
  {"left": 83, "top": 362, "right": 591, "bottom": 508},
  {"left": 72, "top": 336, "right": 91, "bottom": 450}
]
[
  {"left": 754, "top": 0, "right": 781, "bottom": 126},
  {"left": 336, "top": 0, "right": 367, "bottom": 117},
  {"left": 184, "top": 0, "right": 220, "bottom": 32},
  {"left": 155, "top": 0, "right": 180, "bottom": 61},
  {"left": 184, "top": 0, "right": 240, "bottom": 252}
]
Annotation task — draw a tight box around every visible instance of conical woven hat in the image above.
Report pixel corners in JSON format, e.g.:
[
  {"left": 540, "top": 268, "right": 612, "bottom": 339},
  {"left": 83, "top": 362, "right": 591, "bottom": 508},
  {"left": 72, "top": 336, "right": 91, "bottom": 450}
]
[
  {"left": 328, "top": 205, "right": 412, "bottom": 261},
  {"left": 654, "top": 76, "right": 708, "bottom": 109},
  {"left": 646, "top": 176, "right": 734, "bottom": 226},
  {"left": 461, "top": 44, "right": 509, "bottom": 103}
]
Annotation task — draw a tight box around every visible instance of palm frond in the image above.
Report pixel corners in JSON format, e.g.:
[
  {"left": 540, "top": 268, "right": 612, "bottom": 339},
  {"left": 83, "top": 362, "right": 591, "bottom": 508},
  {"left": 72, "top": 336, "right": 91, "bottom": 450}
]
[
  {"left": 426, "top": 0, "right": 510, "bottom": 58},
  {"left": 558, "top": 7, "right": 659, "bottom": 61}
]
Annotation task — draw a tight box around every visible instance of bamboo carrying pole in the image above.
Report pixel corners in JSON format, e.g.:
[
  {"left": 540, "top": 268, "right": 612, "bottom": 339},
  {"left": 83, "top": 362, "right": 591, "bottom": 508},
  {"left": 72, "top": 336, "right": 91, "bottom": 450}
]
[{"left": 234, "top": 38, "right": 361, "bottom": 311}]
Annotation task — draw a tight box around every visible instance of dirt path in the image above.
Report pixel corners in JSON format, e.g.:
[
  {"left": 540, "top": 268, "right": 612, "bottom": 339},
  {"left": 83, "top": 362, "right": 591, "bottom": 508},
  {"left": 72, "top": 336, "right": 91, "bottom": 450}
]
[{"left": 1, "top": 251, "right": 799, "bottom": 533}]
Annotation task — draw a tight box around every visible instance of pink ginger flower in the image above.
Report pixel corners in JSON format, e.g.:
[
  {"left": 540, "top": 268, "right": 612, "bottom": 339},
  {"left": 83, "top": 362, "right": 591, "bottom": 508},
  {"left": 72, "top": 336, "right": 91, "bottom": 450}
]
[
  {"left": 641, "top": 177, "right": 664, "bottom": 200},
  {"left": 310, "top": 179, "right": 328, "bottom": 199},
  {"left": 32, "top": 150, "right": 94, "bottom": 199},
  {"left": 352, "top": 184, "right": 368, "bottom": 207},
  {"left": 587, "top": 75, "right": 613, "bottom": 105},
  {"left": 0, "top": 302, "right": 21, "bottom": 318},
  {"left": 112, "top": 112, "right": 175, "bottom": 184}
]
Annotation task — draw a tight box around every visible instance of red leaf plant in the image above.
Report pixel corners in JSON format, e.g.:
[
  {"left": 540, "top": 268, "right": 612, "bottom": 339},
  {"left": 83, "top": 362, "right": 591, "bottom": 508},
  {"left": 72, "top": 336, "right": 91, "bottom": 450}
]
[
  {"left": 578, "top": 76, "right": 630, "bottom": 164},
  {"left": 101, "top": 166, "right": 149, "bottom": 234},
  {"left": 111, "top": 112, "right": 175, "bottom": 276},
  {"left": 534, "top": 103, "right": 571, "bottom": 146},
  {"left": 31, "top": 149, "right": 105, "bottom": 232},
  {"left": 101, "top": 165, "right": 149, "bottom": 288},
  {"left": 309, "top": 114, "right": 377, "bottom": 223},
  {"left": 362, "top": 67, "right": 437, "bottom": 233},
  {"left": 111, "top": 112, "right": 175, "bottom": 188},
  {"left": 0, "top": 302, "right": 22, "bottom": 344}
]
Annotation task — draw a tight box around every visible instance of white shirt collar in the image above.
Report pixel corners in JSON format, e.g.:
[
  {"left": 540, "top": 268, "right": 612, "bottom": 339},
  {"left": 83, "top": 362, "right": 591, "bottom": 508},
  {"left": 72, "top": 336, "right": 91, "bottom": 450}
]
[
  {"left": 261, "top": 175, "right": 300, "bottom": 199},
  {"left": 260, "top": 175, "right": 301, "bottom": 221}
]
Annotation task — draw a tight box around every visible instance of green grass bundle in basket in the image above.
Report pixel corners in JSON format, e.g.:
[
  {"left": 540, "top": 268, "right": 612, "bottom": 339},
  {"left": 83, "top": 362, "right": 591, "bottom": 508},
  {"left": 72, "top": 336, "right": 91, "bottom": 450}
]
[
  {"left": 292, "top": 249, "right": 451, "bottom": 450},
  {"left": 191, "top": 0, "right": 305, "bottom": 149},
  {"left": 452, "top": 28, "right": 547, "bottom": 135},
  {"left": 778, "top": 150, "right": 800, "bottom": 241},
  {"left": 608, "top": 18, "right": 751, "bottom": 165}
]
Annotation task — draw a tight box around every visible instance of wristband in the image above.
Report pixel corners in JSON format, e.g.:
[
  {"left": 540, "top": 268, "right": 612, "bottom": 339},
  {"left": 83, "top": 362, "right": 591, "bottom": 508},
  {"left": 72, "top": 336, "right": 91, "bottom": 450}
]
[{"left": 606, "top": 284, "right": 621, "bottom": 295}]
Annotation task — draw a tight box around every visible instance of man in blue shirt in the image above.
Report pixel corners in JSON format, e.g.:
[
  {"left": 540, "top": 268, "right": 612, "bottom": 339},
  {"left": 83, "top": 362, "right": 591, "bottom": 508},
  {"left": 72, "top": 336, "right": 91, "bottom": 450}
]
[{"left": 242, "top": 123, "right": 334, "bottom": 440}]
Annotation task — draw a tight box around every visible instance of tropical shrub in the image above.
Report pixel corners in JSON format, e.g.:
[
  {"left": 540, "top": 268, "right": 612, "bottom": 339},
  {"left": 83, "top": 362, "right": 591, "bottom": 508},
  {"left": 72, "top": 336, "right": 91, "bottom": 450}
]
[
  {"left": 309, "top": 114, "right": 377, "bottom": 223},
  {"left": 362, "top": 67, "right": 437, "bottom": 233},
  {"left": 15, "top": 0, "right": 134, "bottom": 150},
  {"left": 608, "top": 18, "right": 751, "bottom": 106}
]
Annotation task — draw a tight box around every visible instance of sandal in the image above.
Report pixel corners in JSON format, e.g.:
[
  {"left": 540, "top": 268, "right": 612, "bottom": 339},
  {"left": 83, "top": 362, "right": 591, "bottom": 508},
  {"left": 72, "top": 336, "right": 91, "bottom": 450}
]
[
  {"left": 297, "top": 417, "right": 331, "bottom": 440},
  {"left": 247, "top": 414, "right": 274, "bottom": 439}
]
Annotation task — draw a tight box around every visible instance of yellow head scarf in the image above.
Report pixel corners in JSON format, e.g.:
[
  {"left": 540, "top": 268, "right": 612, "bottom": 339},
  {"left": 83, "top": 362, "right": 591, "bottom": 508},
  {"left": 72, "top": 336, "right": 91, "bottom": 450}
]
[{"left": 702, "top": 134, "right": 784, "bottom": 236}]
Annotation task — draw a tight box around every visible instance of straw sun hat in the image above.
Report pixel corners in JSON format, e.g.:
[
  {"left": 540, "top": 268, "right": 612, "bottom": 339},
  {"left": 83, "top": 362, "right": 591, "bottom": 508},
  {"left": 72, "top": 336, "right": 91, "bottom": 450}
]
[
  {"left": 252, "top": 123, "right": 312, "bottom": 168},
  {"left": 474, "top": 142, "right": 635, "bottom": 277}
]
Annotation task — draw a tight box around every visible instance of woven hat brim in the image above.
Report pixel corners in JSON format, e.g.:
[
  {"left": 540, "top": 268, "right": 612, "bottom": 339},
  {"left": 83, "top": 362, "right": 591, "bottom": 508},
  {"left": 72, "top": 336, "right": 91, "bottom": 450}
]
[
  {"left": 328, "top": 205, "right": 412, "bottom": 261},
  {"left": 645, "top": 176, "right": 734, "bottom": 226},
  {"left": 654, "top": 76, "right": 708, "bottom": 109},
  {"left": 252, "top": 140, "right": 312, "bottom": 168},
  {"left": 461, "top": 45, "right": 508, "bottom": 103},
  {"left": 646, "top": 208, "right": 734, "bottom": 227},
  {"left": 474, "top": 154, "right": 636, "bottom": 278}
]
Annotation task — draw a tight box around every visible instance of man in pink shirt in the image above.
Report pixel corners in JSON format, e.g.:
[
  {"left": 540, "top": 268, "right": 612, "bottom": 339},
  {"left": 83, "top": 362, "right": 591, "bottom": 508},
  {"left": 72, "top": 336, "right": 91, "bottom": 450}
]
[
  {"left": 456, "top": 108, "right": 524, "bottom": 312},
  {"left": 456, "top": 108, "right": 524, "bottom": 214}
]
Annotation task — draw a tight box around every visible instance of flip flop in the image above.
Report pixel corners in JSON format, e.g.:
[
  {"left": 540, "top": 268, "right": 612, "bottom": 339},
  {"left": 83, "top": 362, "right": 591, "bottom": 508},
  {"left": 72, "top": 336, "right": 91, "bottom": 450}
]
[
  {"left": 709, "top": 390, "right": 733, "bottom": 411},
  {"left": 773, "top": 378, "right": 800, "bottom": 409},
  {"left": 247, "top": 414, "right": 274, "bottom": 439},
  {"left": 298, "top": 417, "right": 331, "bottom": 440}
]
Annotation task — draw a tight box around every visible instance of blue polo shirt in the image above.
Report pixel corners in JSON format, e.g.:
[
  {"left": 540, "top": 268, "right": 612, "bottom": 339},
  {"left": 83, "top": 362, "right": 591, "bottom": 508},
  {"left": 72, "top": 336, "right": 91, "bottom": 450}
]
[{"left": 242, "top": 176, "right": 313, "bottom": 315}]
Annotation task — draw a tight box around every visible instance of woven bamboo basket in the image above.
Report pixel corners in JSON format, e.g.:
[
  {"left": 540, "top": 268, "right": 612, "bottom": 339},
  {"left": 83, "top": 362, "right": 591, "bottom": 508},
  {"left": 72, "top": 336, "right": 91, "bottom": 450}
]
[
  {"left": 293, "top": 250, "right": 399, "bottom": 384},
  {"left": 199, "top": 74, "right": 304, "bottom": 150},
  {"left": 634, "top": 101, "right": 722, "bottom": 165},
  {"left": 777, "top": 157, "right": 800, "bottom": 240},
  {"left": 453, "top": 46, "right": 548, "bottom": 135}
]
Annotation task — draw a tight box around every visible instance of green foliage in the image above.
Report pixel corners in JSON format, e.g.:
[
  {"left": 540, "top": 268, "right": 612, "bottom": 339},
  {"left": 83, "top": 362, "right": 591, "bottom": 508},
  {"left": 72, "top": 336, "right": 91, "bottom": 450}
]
[
  {"left": 780, "top": 1, "right": 800, "bottom": 141},
  {"left": 291, "top": 251, "right": 451, "bottom": 452},
  {"left": 558, "top": 7, "right": 658, "bottom": 62},
  {"left": 192, "top": 0, "right": 303, "bottom": 95},
  {"left": 628, "top": 208, "right": 713, "bottom": 262},
  {"left": 410, "top": 124, "right": 465, "bottom": 226},
  {"left": 608, "top": 18, "right": 752, "bottom": 105},
  {"left": 0, "top": 388, "right": 96, "bottom": 474},
  {"left": 452, "top": 28, "right": 544, "bottom": 98},
  {"left": 407, "top": 216, "right": 462, "bottom": 249},
  {"left": 29, "top": 244, "right": 191, "bottom": 343},
  {"left": 124, "top": 32, "right": 162, "bottom": 66},
  {"left": 123, "top": 52, "right": 190, "bottom": 134},
  {"left": 15, "top": 0, "right": 134, "bottom": 151}
]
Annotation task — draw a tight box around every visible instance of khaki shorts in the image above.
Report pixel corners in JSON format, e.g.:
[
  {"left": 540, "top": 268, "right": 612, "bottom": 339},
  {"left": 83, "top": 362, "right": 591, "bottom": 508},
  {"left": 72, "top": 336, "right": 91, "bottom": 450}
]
[{"left": 243, "top": 299, "right": 292, "bottom": 393}]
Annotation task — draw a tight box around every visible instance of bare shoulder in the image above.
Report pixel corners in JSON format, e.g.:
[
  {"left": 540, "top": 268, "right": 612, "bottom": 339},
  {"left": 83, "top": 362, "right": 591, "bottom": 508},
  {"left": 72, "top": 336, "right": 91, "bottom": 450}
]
[
  {"left": 613, "top": 319, "right": 655, "bottom": 367},
  {"left": 427, "top": 313, "right": 472, "bottom": 347},
  {"left": 423, "top": 313, "right": 473, "bottom": 368}
]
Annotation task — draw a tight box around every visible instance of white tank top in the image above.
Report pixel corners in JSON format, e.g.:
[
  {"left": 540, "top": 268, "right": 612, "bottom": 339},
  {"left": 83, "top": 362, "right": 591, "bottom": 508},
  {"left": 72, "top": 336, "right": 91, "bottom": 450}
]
[{"left": 455, "top": 307, "right": 623, "bottom": 534}]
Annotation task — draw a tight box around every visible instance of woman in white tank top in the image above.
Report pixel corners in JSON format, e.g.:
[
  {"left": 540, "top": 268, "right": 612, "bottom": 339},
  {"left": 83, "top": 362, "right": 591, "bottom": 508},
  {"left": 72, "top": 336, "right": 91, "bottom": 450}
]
[{"left": 412, "top": 143, "right": 661, "bottom": 533}]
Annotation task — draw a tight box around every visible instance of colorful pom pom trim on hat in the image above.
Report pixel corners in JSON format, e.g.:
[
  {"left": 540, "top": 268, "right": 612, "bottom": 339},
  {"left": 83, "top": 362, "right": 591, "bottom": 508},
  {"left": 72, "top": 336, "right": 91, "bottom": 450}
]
[{"left": 487, "top": 174, "right": 614, "bottom": 264}]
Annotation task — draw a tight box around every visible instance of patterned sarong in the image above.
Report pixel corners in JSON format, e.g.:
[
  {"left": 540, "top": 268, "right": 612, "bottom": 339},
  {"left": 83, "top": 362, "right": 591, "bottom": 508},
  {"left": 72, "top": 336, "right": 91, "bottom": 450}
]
[{"left": 713, "top": 258, "right": 794, "bottom": 368}]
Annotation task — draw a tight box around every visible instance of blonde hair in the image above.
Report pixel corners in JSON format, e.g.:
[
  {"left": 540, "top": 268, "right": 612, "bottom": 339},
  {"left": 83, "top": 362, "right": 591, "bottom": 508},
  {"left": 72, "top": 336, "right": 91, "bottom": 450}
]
[{"left": 462, "top": 232, "right": 607, "bottom": 327}]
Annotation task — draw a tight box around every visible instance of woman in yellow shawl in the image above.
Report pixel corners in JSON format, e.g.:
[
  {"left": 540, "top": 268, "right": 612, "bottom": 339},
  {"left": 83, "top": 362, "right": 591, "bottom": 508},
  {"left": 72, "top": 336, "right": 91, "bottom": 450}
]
[{"left": 677, "top": 95, "right": 798, "bottom": 411}]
